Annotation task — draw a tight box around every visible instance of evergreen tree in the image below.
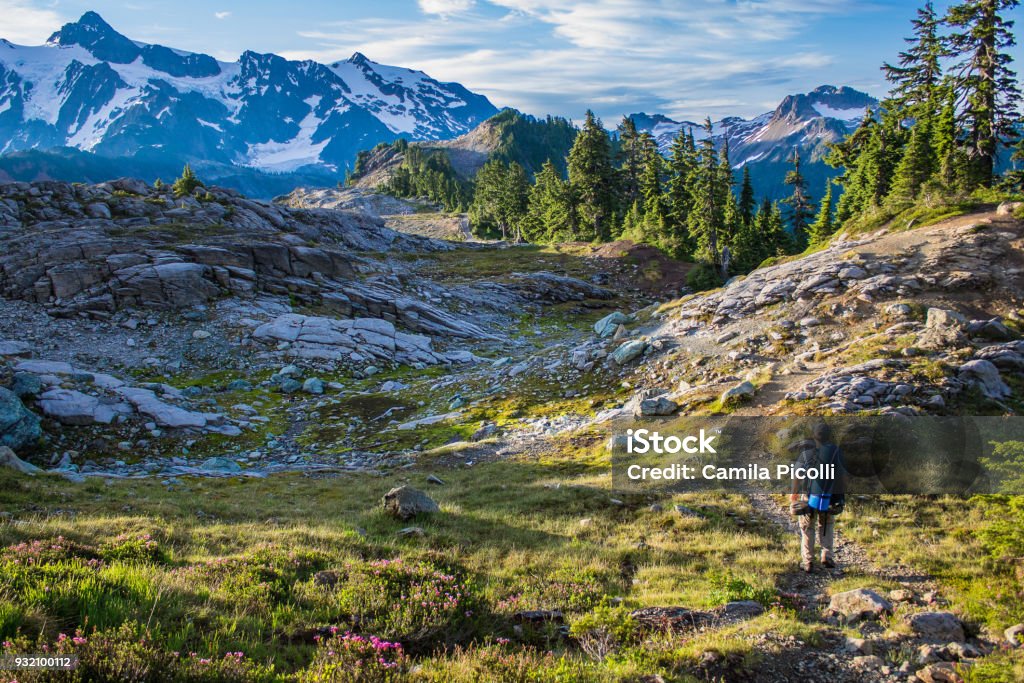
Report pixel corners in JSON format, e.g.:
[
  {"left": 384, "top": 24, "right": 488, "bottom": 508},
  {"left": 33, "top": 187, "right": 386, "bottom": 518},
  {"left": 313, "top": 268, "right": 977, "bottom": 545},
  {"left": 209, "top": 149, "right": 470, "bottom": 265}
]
[
  {"left": 469, "top": 160, "right": 529, "bottom": 240},
  {"left": 889, "top": 116, "right": 937, "bottom": 202},
  {"left": 568, "top": 110, "right": 616, "bottom": 241},
  {"left": 173, "top": 163, "right": 203, "bottom": 198},
  {"left": 616, "top": 117, "right": 643, "bottom": 209},
  {"left": 808, "top": 181, "right": 837, "bottom": 247},
  {"left": 883, "top": 1, "right": 946, "bottom": 113},
  {"left": 783, "top": 151, "right": 814, "bottom": 250},
  {"left": 688, "top": 118, "right": 725, "bottom": 270},
  {"left": 738, "top": 165, "right": 756, "bottom": 229},
  {"left": 717, "top": 141, "right": 738, "bottom": 248},
  {"left": 638, "top": 133, "right": 667, "bottom": 234},
  {"left": 666, "top": 127, "right": 698, "bottom": 257},
  {"left": 944, "top": 0, "right": 1021, "bottom": 186},
  {"left": 524, "top": 160, "right": 575, "bottom": 242}
]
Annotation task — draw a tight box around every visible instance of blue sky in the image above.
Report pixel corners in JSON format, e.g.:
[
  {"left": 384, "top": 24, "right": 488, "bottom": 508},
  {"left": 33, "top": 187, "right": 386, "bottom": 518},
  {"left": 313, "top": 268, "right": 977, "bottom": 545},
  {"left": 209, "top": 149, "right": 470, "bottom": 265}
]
[{"left": 3, "top": 0, "right": 1023, "bottom": 123}]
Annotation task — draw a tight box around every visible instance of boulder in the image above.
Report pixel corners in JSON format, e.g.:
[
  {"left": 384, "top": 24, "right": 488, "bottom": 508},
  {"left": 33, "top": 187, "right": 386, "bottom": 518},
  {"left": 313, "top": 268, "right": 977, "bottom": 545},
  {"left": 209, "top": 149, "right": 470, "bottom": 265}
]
[
  {"left": 382, "top": 486, "right": 440, "bottom": 520},
  {"left": 302, "top": 378, "right": 325, "bottom": 395},
  {"left": 958, "top": 360, "right": 1011, "bottom": 400},
  {"left": 200, "top": 457, "right": 242, "bottom": 474},
  {"left": 612, "top": 340, "right": 648, "bottom": 365},
  {"left": 720, "top": 381, "right": 755, "bottom": 404},
  {"left": 827, "top": 588, "right": 893, "bottom": 623},
  {"left": 638, "top": 397, "right": 679, "bottom": 417},
  {"left": 916, "top": 662, "right": 966, "bottom": 683},
  {"left": 0, "top": 387, "right": 42, "bottom": 452},
  {"left": 907, "top": 611, "right": 965, "bottom": 643},
  {"left": 0, "top": 446, "right": 41, "bottom": 474},
  {"left": 918, "top": 308, "right": 967, "bottom": 349},
  {"left": 594, "top": 312, "right": 632, "bottom": 338}
]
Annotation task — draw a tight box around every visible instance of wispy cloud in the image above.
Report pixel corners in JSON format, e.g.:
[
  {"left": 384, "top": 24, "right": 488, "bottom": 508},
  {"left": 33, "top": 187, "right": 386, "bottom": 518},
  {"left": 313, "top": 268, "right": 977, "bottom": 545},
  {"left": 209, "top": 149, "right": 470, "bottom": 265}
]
[
  {"left": 282, "top": 0, "right": 855, "bottom": 121},
  {"left": 0, "top": 0, "right": 65, "bottom": 44},
  {"left": 214, "top": 11, "right": 232, "bottom": 20},
  {"left": 418, "top": 0, "right": 475, "bottom": 15}
]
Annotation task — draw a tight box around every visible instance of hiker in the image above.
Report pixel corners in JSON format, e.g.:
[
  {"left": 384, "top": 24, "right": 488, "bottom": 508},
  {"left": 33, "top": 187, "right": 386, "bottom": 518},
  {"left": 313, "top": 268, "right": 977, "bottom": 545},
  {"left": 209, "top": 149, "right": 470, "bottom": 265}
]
[{"left": 789, "top": 422, "right": 846, "bottom": 573}]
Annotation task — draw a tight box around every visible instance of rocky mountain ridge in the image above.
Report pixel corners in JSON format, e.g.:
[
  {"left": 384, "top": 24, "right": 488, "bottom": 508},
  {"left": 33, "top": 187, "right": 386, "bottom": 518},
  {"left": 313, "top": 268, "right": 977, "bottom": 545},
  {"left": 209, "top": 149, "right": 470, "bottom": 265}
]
[{"left": 0, "top": 12, "right": 497, "bottom": 189}]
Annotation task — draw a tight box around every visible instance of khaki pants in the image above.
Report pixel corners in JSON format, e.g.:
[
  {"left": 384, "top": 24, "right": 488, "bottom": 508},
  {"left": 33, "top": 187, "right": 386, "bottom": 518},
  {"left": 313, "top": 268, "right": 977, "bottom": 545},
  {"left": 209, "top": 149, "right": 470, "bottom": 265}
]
[{"left": 799, "top": 510, "right": 835, "bottom": 564}]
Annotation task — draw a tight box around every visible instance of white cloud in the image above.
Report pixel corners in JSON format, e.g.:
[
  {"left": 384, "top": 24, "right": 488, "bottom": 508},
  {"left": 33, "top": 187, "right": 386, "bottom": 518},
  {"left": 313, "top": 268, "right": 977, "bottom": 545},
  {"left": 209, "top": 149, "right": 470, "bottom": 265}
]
[
  {"left": 0, "top": 0, "right": 65, "bottom": 44},
  {"left": 285, "top": 0, "right": 871, "bottom": 121},
  {"left": 418, "top": 0, "right": 474, "bottom": 15},
  {"left": 214, "top": 11, "right": 232, "bottom": 20}
]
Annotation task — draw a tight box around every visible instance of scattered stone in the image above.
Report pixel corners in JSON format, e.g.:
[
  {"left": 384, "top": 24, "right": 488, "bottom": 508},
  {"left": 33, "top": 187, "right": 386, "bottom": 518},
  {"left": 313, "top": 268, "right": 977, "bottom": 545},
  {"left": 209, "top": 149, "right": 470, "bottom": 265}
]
[
  {"left": 889, "top": 588, "right": 915, "bottom": 603},
  {"left": 279, "top": 378, "right": 302, "bottom": 393},
  {"left": 716, "top": 330, "right": 738, "bottom": 344},
  {"left": 426, "top": 474, "right": 445, "bottom": 485},
  {"left": 852, "top": 655, "right": 884, "bottom": 671},
  {"left": 916, "top": 662, "right": 967, "bottom": 683},
  {"left": 612, "top": 340, "right": 648, "bottom": 365},
  {"left": 382, "top": 486, "right": 439, "bottom": 520},
  {"left": 199, "top": 457, "right": 242, "bottom": 474},
  {"left": 226, "top": 379, "right": 253, "bottom": 391},
  {"left": 919, "top": 308, "right": 967, "bottom": 349},
  {"left": 958, "top": 360, "right": 1011, "bottom": 400},
  {"left": 638, "top": 397, "right": 678, "bottom": 416},
  {"left": 1005, "top": 623, "right": 1024, "bottom": 648},
  {"left": 594, "top": 312, "right": 633, "bottom": 338},
  {"left": 827, "top": 588, "right": 893, "bottom": 623},
  {"left": 907, "top": 612, "right": 965, "bottom": 643},
  {"left": 302, "top": 378, "right": 325, "bottom": 395},
  {"left": 720, "top": 381, "right": 755, "bottom": 404},
  {"left": 0, "top": 446, "right": 42, "bottom": 474}
]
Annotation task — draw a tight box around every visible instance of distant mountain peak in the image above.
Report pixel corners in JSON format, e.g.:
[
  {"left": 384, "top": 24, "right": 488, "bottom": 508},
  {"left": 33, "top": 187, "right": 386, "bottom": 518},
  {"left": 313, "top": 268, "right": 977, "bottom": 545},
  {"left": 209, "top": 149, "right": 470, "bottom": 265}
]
[
  {"left": 46, "top": 11, "right": 141, "bottom": 64},
  {"left": 0, "top": 12, "right": 498, "bottom": 183}
]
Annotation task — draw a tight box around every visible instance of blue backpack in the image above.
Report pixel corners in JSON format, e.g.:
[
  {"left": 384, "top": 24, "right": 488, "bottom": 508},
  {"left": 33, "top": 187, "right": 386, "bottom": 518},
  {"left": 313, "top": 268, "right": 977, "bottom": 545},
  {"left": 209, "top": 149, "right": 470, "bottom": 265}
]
[{"left": 808, "top": 444, "right": 840, "bottom": 512}]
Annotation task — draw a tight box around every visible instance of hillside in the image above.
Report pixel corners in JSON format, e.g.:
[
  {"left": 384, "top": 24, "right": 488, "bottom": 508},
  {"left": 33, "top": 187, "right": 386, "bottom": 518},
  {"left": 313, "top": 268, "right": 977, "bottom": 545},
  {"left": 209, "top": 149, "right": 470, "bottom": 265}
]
[
  {"left": 1, "top": 177, "right": 1023, "bottom": 680},
  {"left": 347, "top": 109, "right": 578, "bottom": 190}
]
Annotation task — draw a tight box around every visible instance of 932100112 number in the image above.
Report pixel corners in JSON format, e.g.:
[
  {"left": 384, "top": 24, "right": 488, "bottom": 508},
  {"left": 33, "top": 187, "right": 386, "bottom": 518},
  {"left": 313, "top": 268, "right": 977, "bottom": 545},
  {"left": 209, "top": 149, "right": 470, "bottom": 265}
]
[{"left": 0, "top": 655, "right": 79, "bottom": 670}]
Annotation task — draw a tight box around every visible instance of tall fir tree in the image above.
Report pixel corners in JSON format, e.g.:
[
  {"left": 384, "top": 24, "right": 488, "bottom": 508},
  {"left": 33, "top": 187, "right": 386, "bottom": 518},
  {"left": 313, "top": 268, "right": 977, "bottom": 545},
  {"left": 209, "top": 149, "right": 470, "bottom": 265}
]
[
  {"left": 738, "top": 165, "right": 756, "bottom": 229},
  {"left": 666, "top": 127, "right": 698, "bottom": 257},
  {"left": 883, "top": 1, "right": 946, "bottom": 113},
  {"left": 783, "top": 151, "right": 815, "bottom": 250},
  {"left": 524, "top": 160, "right": 575, "bottom": 242},
  {"left": 568, "top": 110, "right": 617, "bottom": 241},
  {"left": 688, "top": 118, "right": 725, "bottom": 270},
  {"left": 808, "top": 181, "right": 837, "bottom": 247},
  {"left": 889, "top": 117, "right": 938, "bottom": 202},
  {"left": 616, "top": 117, "right": 643, "bottom": 209},
  {"left": 944, "top": 0, "right": 1021, "bottom": 186}
]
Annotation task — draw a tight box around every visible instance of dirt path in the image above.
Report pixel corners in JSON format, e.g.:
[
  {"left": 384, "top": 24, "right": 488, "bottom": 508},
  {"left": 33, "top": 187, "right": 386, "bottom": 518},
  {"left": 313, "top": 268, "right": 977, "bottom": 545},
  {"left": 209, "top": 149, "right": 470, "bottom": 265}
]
[{"left": 741, "top": 490, "right": 941, "bottom": 682}]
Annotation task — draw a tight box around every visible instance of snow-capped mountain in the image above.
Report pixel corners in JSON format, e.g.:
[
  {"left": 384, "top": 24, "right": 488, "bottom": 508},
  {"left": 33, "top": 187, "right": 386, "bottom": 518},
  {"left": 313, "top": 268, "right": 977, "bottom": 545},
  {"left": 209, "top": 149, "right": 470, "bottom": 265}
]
[
  {"left": 630, "top": 86, "right": 879, "bottom": 199},
  {"left": 0, "top": 12, "right": 497, "bottom": 179}
]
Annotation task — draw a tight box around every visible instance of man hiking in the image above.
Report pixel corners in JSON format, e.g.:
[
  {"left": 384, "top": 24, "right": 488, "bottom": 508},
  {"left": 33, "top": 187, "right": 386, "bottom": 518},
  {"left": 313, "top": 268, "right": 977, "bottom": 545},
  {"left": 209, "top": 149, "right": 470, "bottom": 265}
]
[{"left": 789, "top": 422, "right": 846, "bottom": 573}]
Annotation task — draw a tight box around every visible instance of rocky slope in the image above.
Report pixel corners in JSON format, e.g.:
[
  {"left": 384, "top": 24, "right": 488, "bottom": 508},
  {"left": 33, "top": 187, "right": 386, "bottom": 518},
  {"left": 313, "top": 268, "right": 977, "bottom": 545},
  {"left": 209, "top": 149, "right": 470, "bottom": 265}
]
[{"left": 1, "top": 183, "right": 1023, "bottom": 681}]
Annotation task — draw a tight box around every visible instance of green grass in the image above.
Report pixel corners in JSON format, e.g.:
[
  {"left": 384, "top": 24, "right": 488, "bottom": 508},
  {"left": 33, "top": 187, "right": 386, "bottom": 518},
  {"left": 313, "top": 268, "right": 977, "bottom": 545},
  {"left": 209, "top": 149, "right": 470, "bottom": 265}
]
[{"left": 0, "top": 439, "right": 803, "bottom": 681}]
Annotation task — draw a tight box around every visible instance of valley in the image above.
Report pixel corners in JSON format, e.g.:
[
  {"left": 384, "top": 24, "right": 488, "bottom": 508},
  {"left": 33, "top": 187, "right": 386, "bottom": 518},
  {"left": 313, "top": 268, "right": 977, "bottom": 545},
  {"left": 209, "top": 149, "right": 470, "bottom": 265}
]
[{"left": 1, "top": 177, "right": 1023, "bottom": 682}]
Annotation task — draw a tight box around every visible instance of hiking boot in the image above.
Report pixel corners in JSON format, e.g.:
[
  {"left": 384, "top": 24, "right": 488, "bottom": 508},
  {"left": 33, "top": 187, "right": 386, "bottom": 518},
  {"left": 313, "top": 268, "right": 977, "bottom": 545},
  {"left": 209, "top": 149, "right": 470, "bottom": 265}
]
[
  {"left": 800, "top": 561, "right": 813, "bottom": 573},
  {"left": 822, "top": 558, "right": 836, "bottom": 569}
]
